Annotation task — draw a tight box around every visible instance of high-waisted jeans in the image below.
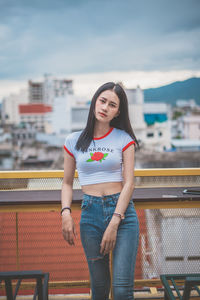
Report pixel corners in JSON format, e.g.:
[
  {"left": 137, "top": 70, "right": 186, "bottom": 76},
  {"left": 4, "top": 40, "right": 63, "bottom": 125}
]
[{"left": 80, "top": 192, "right": 139, "bottom": 300}]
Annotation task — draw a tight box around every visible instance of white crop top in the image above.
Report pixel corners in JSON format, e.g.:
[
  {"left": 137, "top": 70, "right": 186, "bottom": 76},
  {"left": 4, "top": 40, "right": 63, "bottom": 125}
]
[{"left": 64, "top": 127, "right": 135, "bottom": 186}]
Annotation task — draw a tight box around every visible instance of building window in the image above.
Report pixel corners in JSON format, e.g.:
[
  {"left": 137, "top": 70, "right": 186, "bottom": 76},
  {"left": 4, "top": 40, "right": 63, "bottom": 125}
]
[
  {"left": 147, "top": 132, "right": 154, "bottom": 138},
  {"left": 159, "top": 131, "right": 163, "bottom": 137}
]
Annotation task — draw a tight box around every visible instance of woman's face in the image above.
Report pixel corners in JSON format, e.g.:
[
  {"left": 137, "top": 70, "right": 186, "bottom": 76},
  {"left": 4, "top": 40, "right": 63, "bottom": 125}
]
[{"left": 94, "top": 90, "right": 120, "bottom": 123}]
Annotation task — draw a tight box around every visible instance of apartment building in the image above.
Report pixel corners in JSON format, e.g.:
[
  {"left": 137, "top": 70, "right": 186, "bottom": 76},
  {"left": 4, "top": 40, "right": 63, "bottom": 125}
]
[{"left": 19, "top": 103, "right": 52, "bottom": 132}]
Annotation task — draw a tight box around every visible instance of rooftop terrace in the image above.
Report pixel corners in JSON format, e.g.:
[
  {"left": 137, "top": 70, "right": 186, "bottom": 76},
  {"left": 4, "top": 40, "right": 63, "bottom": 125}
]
[{"left": 0, "top": 168, "right": 200, "bottom": 299}]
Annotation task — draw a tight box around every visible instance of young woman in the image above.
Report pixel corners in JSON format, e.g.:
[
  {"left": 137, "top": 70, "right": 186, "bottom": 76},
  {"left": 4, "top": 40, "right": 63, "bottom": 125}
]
[{"left": 61, "top": 82, "right": 139, "bottom": 300}]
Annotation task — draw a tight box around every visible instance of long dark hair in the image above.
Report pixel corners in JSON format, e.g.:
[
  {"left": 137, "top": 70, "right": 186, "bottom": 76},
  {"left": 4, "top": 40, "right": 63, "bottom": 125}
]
[{"left": 76, "top": 82, "right": 139, "bottom": 152}]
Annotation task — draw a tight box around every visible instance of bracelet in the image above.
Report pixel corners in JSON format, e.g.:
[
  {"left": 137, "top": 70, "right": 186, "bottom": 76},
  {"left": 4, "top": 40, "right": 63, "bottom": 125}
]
[
  {"left": 113, "top": 212, "right": 125, "bottom": 220},
  {"left": 61, "top": 207, "right": 71, "bottom": 215}
]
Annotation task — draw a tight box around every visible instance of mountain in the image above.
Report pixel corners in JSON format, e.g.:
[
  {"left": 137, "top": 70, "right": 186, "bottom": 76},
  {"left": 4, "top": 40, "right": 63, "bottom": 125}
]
[{"left": 144, "top": 77, "right": 200, "bottom": 105}]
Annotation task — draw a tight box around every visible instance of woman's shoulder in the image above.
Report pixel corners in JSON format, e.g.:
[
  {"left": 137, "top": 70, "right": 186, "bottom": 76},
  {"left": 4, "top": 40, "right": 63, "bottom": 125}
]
[{"left": 113, "top": 128, "right": 135, "bottom": 148}]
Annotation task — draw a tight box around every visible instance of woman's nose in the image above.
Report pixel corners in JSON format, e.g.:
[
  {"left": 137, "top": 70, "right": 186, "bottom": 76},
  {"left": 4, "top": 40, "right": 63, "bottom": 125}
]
[{"left": 102, "top": 103, "right": 108, "bottom": 111}]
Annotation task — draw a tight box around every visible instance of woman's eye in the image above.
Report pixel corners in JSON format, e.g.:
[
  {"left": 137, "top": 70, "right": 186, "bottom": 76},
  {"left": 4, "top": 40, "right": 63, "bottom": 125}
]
[
  {"left": 110, "top": 103, "right": 116, "bottom": 107},
  {"left": 100, "top": 99, "right": 105, "bottom": 103}
]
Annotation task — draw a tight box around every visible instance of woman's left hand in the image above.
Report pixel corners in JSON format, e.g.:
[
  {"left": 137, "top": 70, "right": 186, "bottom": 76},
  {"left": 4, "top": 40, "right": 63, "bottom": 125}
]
[{"left": 100, "top": 218, "right": 120, "bottom": 255}]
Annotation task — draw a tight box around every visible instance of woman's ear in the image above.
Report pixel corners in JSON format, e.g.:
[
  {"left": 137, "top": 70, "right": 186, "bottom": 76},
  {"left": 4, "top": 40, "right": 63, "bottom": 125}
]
[{"left": 115, "top": 110, "right": 120, "bottom": 118}]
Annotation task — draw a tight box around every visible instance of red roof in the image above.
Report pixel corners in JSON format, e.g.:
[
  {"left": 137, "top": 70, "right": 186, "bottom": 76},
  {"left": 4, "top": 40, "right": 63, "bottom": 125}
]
[{"left": 19, "top": 104, "right": 52, "bottom": 114}]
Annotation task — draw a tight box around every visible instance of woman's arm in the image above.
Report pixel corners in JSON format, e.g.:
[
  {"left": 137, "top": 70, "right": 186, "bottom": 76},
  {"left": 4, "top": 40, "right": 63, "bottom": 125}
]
[
  {"left": 100, "top": 145, "right": 135, "bottom": 255},
  {"left": 61, "top": 150, "right": 77, "bottom": 245},
  {"left": 112, "top": 144, "right": 135, "bottom": 220}
]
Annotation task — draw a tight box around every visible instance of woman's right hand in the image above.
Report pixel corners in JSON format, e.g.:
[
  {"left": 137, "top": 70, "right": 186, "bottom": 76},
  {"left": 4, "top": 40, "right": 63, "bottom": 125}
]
[{"left": 62, "top": 212, "right": 77, "bottom": 245}]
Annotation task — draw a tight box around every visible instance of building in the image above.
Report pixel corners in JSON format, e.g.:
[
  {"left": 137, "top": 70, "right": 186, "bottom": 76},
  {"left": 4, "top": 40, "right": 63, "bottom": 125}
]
[
  {"left": 18, "top": 103, "right": 52, "bottom": 132},
  {"left": 1, "top": 89, "right": 29, "bottom": 125},
  {"left": 172, "top": 114, "right": 200, "bottom": 140},
  {"left": 44, "top": 74, "right": 73, "bottom": 103},
  {"left": 0, "top": 103, "right": 2, "bottom": 122},
  {"left": 182, "top": 115, "right": 200, "bottom": 140},
  {"left": 171, "top": 139, "right": 200, "bottom": 152},
  {"left": 176, "top": 99, "right": 197, "bottom": 110},
  {"left": 51, "top": 94, "right": 89, "bottom": 135},
  {"left": 0, "top": 129, "right": 13, "bottom": 170},
  {"left": 126, "top": 87, "right": 171, "bottom": 151},
  {"left": 29, "top": 75, "right": 73, "bottom": 106},
  {"left": 12, "top": 123, "right": 36, "bottom": 145},
  {"left": 143, "top": 103, "right": 171, "bottom": 151},
  {"left": 125, "top": 87, "right": 146, "bottom": 143},
  {"left": 28, "top": 80, "right": 44, "bottom": 103}
]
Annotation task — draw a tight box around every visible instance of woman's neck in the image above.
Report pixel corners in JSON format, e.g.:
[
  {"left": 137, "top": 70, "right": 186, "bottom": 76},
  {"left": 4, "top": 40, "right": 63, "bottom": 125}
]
[{"left": 93, "top": 122, "right": 111, "bottom": 138}]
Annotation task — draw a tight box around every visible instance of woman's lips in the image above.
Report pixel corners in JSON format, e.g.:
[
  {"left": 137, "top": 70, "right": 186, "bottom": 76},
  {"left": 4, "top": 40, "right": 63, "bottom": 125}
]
[{"left": 99, "top": 112, "right": 107, "bottom": 117}]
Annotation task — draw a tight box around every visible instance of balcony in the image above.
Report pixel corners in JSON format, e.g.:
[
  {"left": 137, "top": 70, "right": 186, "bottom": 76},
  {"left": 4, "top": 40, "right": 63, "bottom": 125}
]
[{"left": 0, "top": 168, "right": 200, "bottom": 299}]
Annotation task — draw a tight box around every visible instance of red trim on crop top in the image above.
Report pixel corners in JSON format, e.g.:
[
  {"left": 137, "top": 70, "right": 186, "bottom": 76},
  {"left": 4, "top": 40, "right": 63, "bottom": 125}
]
[
  {"left": 122, "top": 141, "right": 135, "bottom": 152},
  {"left": 93, "top": 127, "right": 114, "bottom": 140},
  {"left": 64, "top": 145, "right": 75, "bottom": 158}
]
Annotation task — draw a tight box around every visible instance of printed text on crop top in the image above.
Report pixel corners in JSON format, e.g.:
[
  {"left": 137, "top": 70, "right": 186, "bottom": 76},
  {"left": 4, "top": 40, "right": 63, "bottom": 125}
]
[{"left": 64, "top": 127, "right": 135, "bottom": 186}]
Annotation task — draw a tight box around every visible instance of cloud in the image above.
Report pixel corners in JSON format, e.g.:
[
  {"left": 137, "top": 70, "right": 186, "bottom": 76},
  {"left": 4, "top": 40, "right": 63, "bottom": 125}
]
[
  {"left": 70, "top": 70, "right": 200, "bottom": 98},
  {"left": 1, "top": 69, "right": 200, "bottom": 100},
  {"left": 0, "top": 0, "right": 200, "bottom": 80}
]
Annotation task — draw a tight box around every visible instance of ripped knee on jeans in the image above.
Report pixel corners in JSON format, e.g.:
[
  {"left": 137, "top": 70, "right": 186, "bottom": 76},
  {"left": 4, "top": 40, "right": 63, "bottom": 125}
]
[{"left": 88, "top": 255, "right": 104, "bottom": 262}]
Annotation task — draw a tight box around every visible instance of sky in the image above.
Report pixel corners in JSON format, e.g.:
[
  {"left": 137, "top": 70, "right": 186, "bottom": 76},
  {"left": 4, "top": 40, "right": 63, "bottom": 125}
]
[{"left": 0, "top": 0, "right": 200, "bottom": 99}]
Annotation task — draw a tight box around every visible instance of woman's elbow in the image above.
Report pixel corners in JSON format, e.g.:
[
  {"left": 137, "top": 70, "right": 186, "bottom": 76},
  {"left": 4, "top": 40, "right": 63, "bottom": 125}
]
[
  {"left": 62, "top": 179, "right": 73, "bottom": 190},
  {"left": 124, "top": 180, "right": 135, "bottom": 192}
]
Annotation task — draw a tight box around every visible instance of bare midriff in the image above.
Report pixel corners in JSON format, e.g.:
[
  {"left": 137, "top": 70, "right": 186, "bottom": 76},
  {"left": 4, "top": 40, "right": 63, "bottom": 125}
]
[{"left": 82, "top": 181, "right": 123, "bottom": 197}]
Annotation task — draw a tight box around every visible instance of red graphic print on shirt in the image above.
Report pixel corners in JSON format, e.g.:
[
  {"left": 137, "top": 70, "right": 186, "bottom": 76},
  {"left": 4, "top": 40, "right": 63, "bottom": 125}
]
[{"left": 87, "top": 152, "right": 108, "bottom": 163}]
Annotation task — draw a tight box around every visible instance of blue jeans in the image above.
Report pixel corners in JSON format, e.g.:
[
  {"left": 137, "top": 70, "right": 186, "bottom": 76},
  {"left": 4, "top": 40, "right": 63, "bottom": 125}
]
[{"left": 80, "top": 192, "right": 139, "bottom": 300}]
